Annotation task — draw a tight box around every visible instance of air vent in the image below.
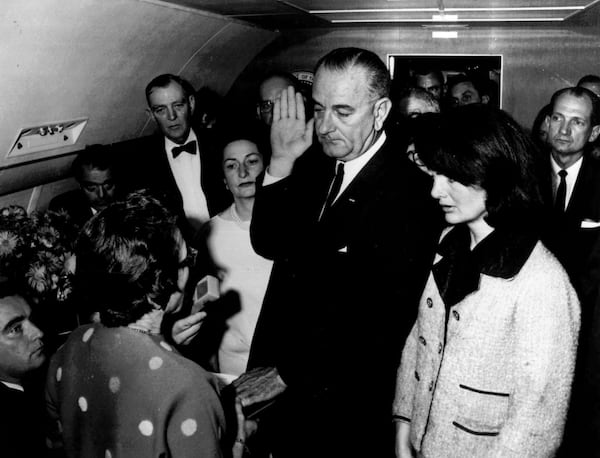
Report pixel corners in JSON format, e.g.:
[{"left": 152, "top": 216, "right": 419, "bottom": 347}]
[{"left": 8, "top": 118, "right": 88, "bottom": 158}]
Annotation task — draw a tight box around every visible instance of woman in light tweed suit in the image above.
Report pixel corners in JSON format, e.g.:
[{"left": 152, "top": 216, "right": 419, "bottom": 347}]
[{"left": 394, "top": 106, "right": 580, "bottom": 458}]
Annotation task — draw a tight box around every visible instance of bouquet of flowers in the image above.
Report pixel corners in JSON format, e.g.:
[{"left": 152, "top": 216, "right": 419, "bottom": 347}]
[{"left": 0, "top": 205, "right": 77, "bottom": 306}]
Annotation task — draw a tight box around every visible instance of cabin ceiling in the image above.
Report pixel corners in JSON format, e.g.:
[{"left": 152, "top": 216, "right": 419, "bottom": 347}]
[{"left": 163, "top": 0, "right": 600, "bottom": 29}]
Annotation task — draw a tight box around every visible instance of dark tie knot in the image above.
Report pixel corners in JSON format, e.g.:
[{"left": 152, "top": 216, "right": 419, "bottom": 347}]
[
  {"left": 172, "top": 141, "right": 197, "bottom": 158},
  {"left": 555, "top": 168, "right": 568, "bottom": 213}
]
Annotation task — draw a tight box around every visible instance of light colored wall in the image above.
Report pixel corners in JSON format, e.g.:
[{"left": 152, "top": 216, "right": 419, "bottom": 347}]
[
  {"left": 231, "top": 25, "right": 600, "bottom": 131},
  {"left": 0, "top": 0, "right": 276, "bottom": 200}
]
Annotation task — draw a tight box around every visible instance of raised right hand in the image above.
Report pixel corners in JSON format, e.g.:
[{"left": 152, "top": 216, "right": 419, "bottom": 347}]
[{"left": 269, "top": 86, "right": 314, "bottom": 178}]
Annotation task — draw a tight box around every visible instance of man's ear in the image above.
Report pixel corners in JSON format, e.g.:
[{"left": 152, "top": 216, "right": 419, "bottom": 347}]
[
  {"left": 188, "top": 94, "right": 196, "bottom": 116},
  {"left": 146, "top": 107, "right": 155, "bottom": 121},
  {"left": 589, "top": 124, "right": 600, "bottom": 143},
  {"left": 481, "top": 95, "right": 490, "bottom": 105},
  {"left": 373, "top": 97, "right": 392, "bottom": 131}
]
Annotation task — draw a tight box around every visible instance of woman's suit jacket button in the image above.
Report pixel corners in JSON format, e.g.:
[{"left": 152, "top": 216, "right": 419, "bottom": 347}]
[
  {"left": 415, "top": 371, "right": 420, "bottom": 381},
  {"left": 452, "top": 310, "right": 460, "bottom": 321},
  {"left": 419, "top": 336, "right": 427, "bottom": 346},
  {"left": 426, "top": 298, "right": 433, "bottom": 308},
  {"left": 438, "top": 343, "right": 443, "bottom": 354}
]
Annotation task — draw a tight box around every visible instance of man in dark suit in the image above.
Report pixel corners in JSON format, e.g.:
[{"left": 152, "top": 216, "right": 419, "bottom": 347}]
[
  {"left": 125, "top": 74, "right": 230, "bottom": 242},
  {"left": 0, "top": 290, "right": 47, "bottom": 457},
  {"left": 233, "top": 48, "right": 441, "bottom": 458},
  {"left": 542, "top": 87, "right": 600, "bottom": 301},
  {"left": 49, "top": 145, "right": 118, "bottom": 228},
  {"left": 542, "top": 87, "right": 600, "bottom": 457}
]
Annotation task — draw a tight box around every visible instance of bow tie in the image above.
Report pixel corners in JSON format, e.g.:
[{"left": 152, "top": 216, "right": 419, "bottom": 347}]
[{"left": 172, "top": 141, "right": 197, "bottom": 158}]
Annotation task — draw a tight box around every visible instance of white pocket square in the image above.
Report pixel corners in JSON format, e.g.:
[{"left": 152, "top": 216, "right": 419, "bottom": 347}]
[
  {"left": 581, "top": 219, "right": 600, "bottom": 229},
  {"left": 338, "top": 246, "right": 348, "bottom": 253}
]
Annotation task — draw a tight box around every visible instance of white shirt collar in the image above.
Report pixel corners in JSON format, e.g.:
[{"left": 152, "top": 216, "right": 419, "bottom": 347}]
[
  {"left": 550, "top": 154, "right": 583, "bottom": 207},
  {"left": 164, "top": 130, "right": 198, "bottom": 157},
  {"left": 335, "top": 131, "right": 387, "bottom": 199}
]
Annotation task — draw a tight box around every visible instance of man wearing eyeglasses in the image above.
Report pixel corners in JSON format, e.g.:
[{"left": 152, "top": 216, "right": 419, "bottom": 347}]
[
  {"left": 257, "top": 72, "right": 302, "bottom": 127},
  {"left": 49, "top": 144, "right": 119, "bottom": 228}
]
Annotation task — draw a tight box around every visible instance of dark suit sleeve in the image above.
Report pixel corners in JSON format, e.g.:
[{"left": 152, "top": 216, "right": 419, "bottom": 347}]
[{"left": 250, "top": 155, "right": 328, "bottom": 261}]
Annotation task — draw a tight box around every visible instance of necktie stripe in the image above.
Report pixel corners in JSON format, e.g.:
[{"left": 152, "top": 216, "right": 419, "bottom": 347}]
[
  {"left": 320, "top": 162, "right": 345, "bottom": 220},
  {"left": 554, "top": 169, "right": 567, "bottom": 213}
]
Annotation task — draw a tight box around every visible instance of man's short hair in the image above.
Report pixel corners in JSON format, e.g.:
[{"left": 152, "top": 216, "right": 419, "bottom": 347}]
[
  {"left": 549, "top": 86, "right": 600, "bottom": 126},
  {"left": 315, "top": 47, "right": 391, "bottom": 100},
  {"left": 397, "top": 86, "right": 440, "bottom": 114},
  {"left": 258, "top": 71, "right": 301, "bottom": 96},
  {"left": 74, "top": 191, "right": 181, "bottom": 327},
  {"left": 577, "top": 74, "right": 600, "bottom": 87},
  {"left": 71, "top": 145, "right": 115, "bottom": 182},
  {"left": 447, "top": 73, "right": 487, "bottom": 97},
  {"left": 145, "top": 74, "right": 195, "bottom": 106},
  {"left": 412, "top": 67, "right": 444, "bottom": 85}
]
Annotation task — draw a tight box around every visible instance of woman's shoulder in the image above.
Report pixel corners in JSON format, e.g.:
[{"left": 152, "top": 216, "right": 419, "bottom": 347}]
[
  {"left": 514, "top": 241, "right": 579, "bottom": 305},
  {"left": 522, "top": 241, "right": 571, "bottom": 280}
]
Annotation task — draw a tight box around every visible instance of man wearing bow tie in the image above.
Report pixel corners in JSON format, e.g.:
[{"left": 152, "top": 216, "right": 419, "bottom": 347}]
[{"left": 126, "top": 74, "right": 229, "bottom": 241}]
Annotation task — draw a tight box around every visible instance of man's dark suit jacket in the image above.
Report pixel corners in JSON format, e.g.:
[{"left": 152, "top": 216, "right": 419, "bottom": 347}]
[
  {"left": 119, "top": 129, "right": 231, "bottom": 243},
  {"left": 0, "top": 382, "right": 47, "bottom": 457},
  {"left": 48, "top": 189, "right": 94, "bottom": 229},
  {"left": 544, "top": 155, "right": 600, "bottom": 457},
  {"left": 247, "top": 138, "right": 442, "bottom": 458},
  {"left": 543, "top": 155, "right": 600, "bottom": 309}
]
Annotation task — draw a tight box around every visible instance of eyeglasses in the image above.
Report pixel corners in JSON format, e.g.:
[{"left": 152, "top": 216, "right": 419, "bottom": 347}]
[
  {"left": 257, "top": 100, "right": 275, "bottom": 113},
  {"left": 179, "top": 246, "right": 198, "bottom": 269}
]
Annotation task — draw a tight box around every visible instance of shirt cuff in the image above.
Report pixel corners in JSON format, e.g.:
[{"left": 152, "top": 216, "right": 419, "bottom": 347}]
[{"left": 263, "top": 168, "right": 288, "bottom": 186}]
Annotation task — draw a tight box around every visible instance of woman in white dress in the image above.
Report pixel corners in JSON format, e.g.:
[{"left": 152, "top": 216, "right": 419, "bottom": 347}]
[{"left": 206, "top": 136, "right": 273, "bottom": 376}]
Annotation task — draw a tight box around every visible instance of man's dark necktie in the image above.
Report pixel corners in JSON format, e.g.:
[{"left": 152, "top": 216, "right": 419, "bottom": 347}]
[
  {"left": 172, "top": 141, "right": 197, "bottom": 158},
  {"left": 554, "top": 169, "right": 568, "bottom": 214},
  {"left": 320, "top": 162, "right": 344, "bottom": 220}
]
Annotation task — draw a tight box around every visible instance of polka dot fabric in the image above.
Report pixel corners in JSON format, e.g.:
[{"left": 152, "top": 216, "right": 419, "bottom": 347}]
[{"left": 46, "top": 323, "right": 227, "bottom": 457}]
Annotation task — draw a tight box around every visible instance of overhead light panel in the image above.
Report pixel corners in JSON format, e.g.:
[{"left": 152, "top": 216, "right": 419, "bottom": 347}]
[
  {"left": 432, "top": 31, "right": 458, "bottom": 39},
  {"left": 313, "top": 6, "right": 585, "bottom": 14},
  {"left": 331, "top": 17, "right": 564, "bottom": 23},
  {"left": 432, "top": 14, "right": 458, "bottom": 21}
]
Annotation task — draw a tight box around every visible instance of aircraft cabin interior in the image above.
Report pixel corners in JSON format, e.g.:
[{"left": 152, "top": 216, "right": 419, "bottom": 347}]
[
  {"left": 4, "top": 1, "right": 600, "bottom": 456},
  {"left": 2, "top": 0, "right": 600, "bottom": 210}
]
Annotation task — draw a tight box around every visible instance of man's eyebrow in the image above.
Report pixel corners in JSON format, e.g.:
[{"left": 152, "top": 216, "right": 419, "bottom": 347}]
[
  {"left": 3, "top": 316, "right": 24, "bottom": 332},
  {"left": 332, "top": 104, "right": 354, "bottom": 111},
  {"left": 151, "top": 98, "right": 187, "bottom": 109}
]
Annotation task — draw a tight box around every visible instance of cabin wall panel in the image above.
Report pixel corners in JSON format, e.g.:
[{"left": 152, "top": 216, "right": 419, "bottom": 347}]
[
  {"left": 232, "top": 26, "right": 600, "bottom": 130},
  {"left": 1, "top": 0, "right": 276, "bottom": 196}
]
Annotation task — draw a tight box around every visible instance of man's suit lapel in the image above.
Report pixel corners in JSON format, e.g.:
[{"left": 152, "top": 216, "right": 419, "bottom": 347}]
[
  {"left": 322, "top": 143, "right": 389, "bottom": 222},
  {"left": 158, "top": 139, "right": 181, "bottom": 196},
  {"left": 567, "top": 156, "right": 600, "bottom": 221}
]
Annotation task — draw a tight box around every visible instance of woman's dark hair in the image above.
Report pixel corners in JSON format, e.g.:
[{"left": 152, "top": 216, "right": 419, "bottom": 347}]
[
  {"left": 418, "top": 104, "right": 546, "bottom": 230},
  {"left": 74, "top": 191, "right": 181, "bottom": 326}
]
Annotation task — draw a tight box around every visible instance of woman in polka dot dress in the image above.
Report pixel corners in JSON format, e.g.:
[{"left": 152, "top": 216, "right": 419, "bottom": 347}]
[{"left": 46, "top": 192, "right": 229, "bottom": 457}]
